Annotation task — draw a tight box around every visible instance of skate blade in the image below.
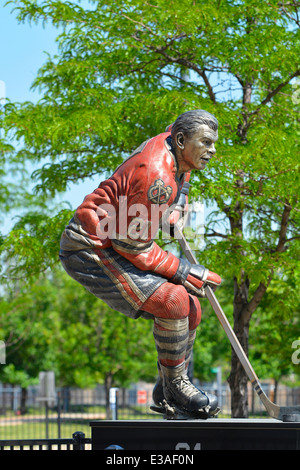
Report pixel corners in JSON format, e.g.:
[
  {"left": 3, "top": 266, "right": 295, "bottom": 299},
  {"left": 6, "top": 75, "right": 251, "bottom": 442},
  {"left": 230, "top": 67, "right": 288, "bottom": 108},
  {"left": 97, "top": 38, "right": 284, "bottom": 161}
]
[
  {"left": 150, "top": 405, "right": 165, "bottom": 415},
  {"left": 151, "top": 401, "right": 221, "bottom": 420}
]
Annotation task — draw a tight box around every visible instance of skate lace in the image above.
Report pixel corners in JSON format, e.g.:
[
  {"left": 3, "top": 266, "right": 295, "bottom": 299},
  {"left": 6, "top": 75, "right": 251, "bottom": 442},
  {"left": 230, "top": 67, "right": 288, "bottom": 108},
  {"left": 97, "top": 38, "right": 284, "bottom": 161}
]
[{"left": 172, "top": 375, "right": 200, "bottom": 398}]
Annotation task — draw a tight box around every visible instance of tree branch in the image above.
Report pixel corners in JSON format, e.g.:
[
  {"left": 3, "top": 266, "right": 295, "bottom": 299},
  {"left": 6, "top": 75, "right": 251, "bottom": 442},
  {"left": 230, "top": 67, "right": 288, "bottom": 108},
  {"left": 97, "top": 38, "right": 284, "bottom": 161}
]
[
  {"left": 130, "top": 29, "right": 217, "bottom": 102},
  {"left": 240, "top": 201, "right": 293, "bottom": 324},
  {"left": 206, "top": 229, "right": 229, "bottom": 239},
  {"left": 241, "top": 277, "right": 272, "bottom": 325},
  {"left": 148, "top": 47, "right": 217, "bottom": 102},
  {"left": 279, "top": 0, "right": 300, "bottom": 27},
  {"left": 157, "top": 70, "right": 202, "bottom": 92},
  {"left": 251, "top": 69, "right": 300, "bottom": 116},
  {"left": 286, "top": 235, "right": 300, "bottom": 242},
  {"left": 275, "top": 201, "right": 292, "bottom": 253},
  {"left": 201, "top": 68, "right": 217, "bottom": 103}
]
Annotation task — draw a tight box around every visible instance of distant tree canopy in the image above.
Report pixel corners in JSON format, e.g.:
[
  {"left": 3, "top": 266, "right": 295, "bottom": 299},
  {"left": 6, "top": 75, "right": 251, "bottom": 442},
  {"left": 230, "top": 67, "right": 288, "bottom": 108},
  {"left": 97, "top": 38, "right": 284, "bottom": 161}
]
[{"left": 0, "top": 0, "right": 299, "bottom": 417}]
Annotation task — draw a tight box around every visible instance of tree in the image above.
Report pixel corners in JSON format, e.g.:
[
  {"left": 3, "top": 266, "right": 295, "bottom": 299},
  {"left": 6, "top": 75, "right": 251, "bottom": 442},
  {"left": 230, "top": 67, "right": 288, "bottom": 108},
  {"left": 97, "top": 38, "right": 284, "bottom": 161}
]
[
  {"left": 49, "top": 269, "right": 158, "bottom": 417},
  {"left": 0, "top": 276, "right": 58, "bottom": 413},
  {"left": 0, "top": 266, "right": 158, "bottom": 414},
  {"left": 249, "top": 273, "right": 300, "bottom": 396},
  {"left": 1, "top": 0, "right": 299, "bottom": 417}
]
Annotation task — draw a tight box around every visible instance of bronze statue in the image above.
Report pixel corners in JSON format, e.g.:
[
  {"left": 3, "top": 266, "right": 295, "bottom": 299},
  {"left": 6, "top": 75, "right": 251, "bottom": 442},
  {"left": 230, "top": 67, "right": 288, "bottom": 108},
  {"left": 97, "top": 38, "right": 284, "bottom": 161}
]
[{"left": 60, "top": 110, "right": 221, "bottom": 418}]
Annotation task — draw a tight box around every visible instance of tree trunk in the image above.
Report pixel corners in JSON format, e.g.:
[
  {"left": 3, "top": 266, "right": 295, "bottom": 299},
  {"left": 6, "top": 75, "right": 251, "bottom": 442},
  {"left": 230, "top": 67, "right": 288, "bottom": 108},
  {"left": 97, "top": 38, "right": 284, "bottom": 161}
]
[
  {"left": 228, "top": 275, "right": 250, "bottom": 418},
  {"left": 274, "top": 379, "right": 279, "bottom": 404},
  {"left": 20, "top": 387, "right": 28, "bottom": 415},
  {"left": 226, "top": 69, "right": 252, "bottom": 418}
]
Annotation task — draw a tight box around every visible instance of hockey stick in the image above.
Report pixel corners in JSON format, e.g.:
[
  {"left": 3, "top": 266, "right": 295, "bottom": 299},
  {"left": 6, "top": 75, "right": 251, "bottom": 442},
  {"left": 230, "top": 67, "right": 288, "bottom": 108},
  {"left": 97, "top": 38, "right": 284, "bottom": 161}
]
[{"left": 174, "top": 225, "right": 300, "bottom": 422}]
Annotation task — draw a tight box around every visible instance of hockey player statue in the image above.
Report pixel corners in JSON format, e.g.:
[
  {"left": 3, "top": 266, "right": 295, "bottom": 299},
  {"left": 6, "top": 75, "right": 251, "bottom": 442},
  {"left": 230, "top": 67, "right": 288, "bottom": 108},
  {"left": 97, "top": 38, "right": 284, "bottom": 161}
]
[{"left": 59, "top": 109, "right": 221, "bottom": 419}]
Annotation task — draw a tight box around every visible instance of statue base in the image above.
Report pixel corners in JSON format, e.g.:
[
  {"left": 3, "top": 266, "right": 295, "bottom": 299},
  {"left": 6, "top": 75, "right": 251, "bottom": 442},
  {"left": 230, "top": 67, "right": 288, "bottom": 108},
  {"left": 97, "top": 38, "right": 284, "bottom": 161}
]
[{"left": 90, "top": 418, "right": 300, "bottom": 450}]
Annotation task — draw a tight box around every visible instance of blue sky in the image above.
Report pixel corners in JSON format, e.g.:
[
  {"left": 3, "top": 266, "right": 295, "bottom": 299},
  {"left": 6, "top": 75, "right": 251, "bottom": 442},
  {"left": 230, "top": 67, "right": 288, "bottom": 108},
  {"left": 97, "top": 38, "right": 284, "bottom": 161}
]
[
  {"left": 0, "top": 2, "right": 59, "bottom": 103},
  {"left": 0, "top": 1, "right": 98, "bottom": 229}
]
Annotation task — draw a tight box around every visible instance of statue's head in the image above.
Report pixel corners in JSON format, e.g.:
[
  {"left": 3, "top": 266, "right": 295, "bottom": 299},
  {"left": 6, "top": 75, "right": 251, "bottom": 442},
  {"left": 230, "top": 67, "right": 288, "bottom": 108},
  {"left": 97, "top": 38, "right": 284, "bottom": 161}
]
[{"left": 170, "top": 110, "right": 218, "bottom": 173}]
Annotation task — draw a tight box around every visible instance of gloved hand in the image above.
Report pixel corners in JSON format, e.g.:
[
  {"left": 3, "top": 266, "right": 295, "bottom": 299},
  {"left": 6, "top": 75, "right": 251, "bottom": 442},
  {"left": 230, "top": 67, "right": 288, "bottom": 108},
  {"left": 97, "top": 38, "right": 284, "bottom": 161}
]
[
  {"left": 184, "top": 264, "right": 222, "bottom": 297},
  {"left": 171, "top": 259, "right": 221, "bottom": 297}
]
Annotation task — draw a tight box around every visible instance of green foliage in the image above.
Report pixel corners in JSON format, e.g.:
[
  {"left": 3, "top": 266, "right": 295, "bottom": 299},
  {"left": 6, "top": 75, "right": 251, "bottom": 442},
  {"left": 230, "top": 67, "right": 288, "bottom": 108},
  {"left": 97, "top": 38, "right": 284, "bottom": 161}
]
[
  {"left": 193, "top": 279, "right": 234, "bottom": 382},
  {"left": 0, "top": 268, "right": 158, "bottom": 388},
  {"left": 1, "top": 0, "right": 298, "bottom": 284},
  {"left": 249, "top": 274, "right": 300, "bottom": 383},
  {"left": 0, "top": 0, "right": 299, "bottom": 392}
]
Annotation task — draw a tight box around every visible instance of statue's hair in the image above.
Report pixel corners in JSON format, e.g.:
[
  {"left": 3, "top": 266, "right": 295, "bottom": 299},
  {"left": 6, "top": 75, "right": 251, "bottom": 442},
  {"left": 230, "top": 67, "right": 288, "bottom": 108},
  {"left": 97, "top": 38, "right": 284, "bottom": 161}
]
[{"left": 171, "top": 110, "right": 218, "bottom": 140}]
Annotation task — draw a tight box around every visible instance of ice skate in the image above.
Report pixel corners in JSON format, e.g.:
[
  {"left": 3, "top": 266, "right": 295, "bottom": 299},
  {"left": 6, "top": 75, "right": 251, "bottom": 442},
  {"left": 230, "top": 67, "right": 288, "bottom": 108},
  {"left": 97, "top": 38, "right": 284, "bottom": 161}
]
[{"left": 151, "top": 362, "right": 220, "bottom": 420}]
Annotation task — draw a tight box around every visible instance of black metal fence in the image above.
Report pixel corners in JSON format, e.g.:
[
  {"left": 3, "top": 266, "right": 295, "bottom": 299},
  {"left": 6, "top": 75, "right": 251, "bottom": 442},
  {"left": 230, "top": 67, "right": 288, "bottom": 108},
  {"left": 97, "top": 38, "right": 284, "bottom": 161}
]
[
  {"left": 0, "top": 383, "right": 161, "bottom": 440},
  {"left": 0, "top": 431, "right": 91, "bottom": 450}
]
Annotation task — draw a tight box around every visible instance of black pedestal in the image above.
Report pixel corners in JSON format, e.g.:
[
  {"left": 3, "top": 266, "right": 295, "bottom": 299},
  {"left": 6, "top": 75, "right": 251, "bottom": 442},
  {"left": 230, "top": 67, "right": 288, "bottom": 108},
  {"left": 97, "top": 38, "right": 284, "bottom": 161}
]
[{"left": 90, "top": 418, "right": 300, "bottom": 450}]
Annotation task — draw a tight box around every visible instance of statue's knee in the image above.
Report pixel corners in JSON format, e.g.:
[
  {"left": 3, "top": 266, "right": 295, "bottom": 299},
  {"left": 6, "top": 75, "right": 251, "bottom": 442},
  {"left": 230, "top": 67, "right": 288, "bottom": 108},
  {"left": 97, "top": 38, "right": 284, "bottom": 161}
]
[
  {"left": 159, "top": 284, "right": 190, "bottom": 320},
  {"left": 143, "top": 283, "right": 189, "bottom": 320}
]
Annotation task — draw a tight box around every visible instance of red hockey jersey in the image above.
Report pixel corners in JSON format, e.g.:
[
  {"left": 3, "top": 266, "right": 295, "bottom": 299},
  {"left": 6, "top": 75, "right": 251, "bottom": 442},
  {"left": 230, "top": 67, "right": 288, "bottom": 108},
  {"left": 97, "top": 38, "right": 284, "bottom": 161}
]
[{"left": 60, "top": 131, "right": 190, "bottom": 281}]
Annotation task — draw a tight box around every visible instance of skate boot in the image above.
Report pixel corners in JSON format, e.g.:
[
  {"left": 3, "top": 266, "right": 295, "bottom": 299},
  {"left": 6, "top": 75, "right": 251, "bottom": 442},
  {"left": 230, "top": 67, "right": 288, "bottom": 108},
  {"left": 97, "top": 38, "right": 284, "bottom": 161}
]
[
  {"left": 151, "top": 317, "right": 219, "bottom": 419},
  {"left": 152, "top": 361, "right": 218, "bottom": 410},
  {"left": 159, "top": 362, "right": 219, "bottom": 419},
  {"left": 152, "top": 363, "right": 164, "bottom": 407},
  {"left": 152, "top": 372, "right": 219, "bottom": 418}
]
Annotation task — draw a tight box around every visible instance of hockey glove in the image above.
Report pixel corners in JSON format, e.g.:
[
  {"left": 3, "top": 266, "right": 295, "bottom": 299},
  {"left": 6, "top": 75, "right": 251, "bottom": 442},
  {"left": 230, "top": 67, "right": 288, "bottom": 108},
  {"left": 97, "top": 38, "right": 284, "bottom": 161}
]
[{"left": 171, "top": 259, "right": 221, "bottom": 297}]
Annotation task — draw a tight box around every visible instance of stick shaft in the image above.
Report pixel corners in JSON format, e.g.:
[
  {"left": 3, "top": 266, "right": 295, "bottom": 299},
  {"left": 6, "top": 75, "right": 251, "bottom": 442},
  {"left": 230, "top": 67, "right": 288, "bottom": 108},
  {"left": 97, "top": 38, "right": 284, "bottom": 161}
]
[{"left": 175, "top": 226, "right": 281, "bottom": 418}]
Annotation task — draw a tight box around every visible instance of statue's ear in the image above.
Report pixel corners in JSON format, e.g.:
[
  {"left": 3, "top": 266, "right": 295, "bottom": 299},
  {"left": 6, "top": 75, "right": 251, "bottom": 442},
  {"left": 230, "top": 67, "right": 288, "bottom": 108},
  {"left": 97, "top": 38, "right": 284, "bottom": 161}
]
[{"left": 176, "top": 132, "right": 185, "bottom": 149}]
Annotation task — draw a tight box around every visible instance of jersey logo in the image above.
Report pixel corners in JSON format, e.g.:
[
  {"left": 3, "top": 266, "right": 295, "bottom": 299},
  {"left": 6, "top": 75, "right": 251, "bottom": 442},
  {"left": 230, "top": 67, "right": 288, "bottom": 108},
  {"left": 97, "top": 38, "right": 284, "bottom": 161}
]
[{"left": 148, "top": 179, "right": 173, "bottom": 204}]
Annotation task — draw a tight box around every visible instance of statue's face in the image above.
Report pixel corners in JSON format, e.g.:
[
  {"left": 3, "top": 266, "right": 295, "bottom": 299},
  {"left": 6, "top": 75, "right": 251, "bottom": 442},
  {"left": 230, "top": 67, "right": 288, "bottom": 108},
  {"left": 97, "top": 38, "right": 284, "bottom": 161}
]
[{"left": 176, "top": 124, "right": 218, "bottom": 172}]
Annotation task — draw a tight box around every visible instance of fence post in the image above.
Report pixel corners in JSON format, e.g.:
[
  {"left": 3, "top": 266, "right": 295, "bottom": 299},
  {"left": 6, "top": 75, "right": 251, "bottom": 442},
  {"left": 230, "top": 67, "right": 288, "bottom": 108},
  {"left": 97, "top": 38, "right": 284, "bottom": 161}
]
[
  {"left": 72, "top": 431, "right": 86, "bottom": 450},
  {"left": 109, "top": 387, "right": 119, "bottom": 420},
  {"left": 57, "top": 390, "right": 61, "bottom": 438}
]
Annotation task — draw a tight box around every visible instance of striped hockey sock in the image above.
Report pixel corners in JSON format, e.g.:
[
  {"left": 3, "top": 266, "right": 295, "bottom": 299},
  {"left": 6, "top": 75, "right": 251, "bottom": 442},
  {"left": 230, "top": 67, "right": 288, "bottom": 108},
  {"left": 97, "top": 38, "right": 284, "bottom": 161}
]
[
  {"left": 153, "top": 317, "right": 189, "bottom": 369},
  {"left": 185, "top": 328, "right": 196, "bottom": 369}
]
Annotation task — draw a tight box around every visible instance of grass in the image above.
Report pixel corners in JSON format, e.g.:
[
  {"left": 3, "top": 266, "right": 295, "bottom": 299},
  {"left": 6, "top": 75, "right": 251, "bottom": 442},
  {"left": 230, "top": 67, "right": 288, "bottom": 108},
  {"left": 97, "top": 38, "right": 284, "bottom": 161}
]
[
  {"left": 0, "top": 421, "right": 91, "bottom": 440},
  {"left": 0, "top": 405, "right": 161, "bottom": 440}
]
